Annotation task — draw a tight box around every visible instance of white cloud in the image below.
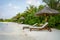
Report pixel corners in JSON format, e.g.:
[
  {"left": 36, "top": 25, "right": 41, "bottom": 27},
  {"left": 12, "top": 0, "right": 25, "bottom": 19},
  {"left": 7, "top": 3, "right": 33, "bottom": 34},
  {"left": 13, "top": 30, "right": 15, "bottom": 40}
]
[
  {"left": 8, "top": 3, "right": 12, "bottom": 7},
  {"left": 8, "top": 3, "right": 20, "bottom": 9},
  {"left": 26, "top": 0, "right": 40, "bottom": 6},
  {"left": 13, "top": 6, "right": 20, "bottom": 9},
  {"left": 26, "top": 0, "right": 46, "bottom": 7}
]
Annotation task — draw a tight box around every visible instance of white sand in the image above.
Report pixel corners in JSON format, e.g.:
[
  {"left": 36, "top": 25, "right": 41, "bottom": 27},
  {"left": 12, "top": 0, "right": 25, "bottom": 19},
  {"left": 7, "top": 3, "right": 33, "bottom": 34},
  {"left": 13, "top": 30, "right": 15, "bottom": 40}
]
[
  {"left": 0, "top": 22, "right": 60, "bottom": 40},
  {"left": 24, "top": 29, "right": 60, "bottom": 40}
]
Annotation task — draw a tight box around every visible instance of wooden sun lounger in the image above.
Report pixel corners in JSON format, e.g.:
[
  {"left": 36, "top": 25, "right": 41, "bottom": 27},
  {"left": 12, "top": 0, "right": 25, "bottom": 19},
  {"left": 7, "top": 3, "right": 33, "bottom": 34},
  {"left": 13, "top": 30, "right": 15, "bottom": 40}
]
[
  {"left": 30, "top": 26, "right": 51, "bottom": 32},
  {"left": 30, "top": 22, "right": 52, "bottom": 32},
  {"left": 23, "top": 23, "right": 38, "bottom": 30}
]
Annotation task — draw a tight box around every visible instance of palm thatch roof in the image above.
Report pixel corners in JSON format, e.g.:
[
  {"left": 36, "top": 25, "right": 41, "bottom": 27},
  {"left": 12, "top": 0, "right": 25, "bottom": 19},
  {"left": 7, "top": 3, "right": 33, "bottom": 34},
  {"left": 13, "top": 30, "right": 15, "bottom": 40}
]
[
  {"left": 36, "top": 7, "right": 60, "bottom": 15},
  {"left": 20, "top": 17, "right": 25, "bottom": 20}
]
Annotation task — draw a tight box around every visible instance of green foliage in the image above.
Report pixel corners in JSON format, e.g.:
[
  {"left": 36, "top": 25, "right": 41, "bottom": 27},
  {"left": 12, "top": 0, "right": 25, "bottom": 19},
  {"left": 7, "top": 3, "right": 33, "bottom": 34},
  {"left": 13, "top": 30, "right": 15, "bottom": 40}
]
[
  {"left": 48, "top": 15, "right": 60, "bottom": 29},
  {"left": 0, "top": 19, "right": 4, "bottom": 22},
  {"left": 11, "top": 5, "right": 44, "bottom": 24},
  {"left": 43, "top": 0, "right": 60, "bottom": 10}
]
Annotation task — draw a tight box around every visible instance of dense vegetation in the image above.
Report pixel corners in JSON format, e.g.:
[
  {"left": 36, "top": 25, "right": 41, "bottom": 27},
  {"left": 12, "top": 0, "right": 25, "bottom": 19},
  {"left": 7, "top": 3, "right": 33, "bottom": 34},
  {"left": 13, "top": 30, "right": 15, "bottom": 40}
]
[
  {"left": 11, "top": 5, "right": 45, "bottom": 24},
  {"left": 43, "top": 0, "right": 60, "bottom": 10},
  {"left": 0, "top": 19, "right": 12, "bottom": 22},
  {"left": 0, "top": 0, "right": 60, "bottom": 29}
]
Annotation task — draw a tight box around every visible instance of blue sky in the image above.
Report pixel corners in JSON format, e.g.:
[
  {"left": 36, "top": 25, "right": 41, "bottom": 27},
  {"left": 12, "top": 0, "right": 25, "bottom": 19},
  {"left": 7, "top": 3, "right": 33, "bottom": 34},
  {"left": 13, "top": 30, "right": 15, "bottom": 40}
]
[{"left": 0, "top": 0, "right": 46, "bottom": 19}]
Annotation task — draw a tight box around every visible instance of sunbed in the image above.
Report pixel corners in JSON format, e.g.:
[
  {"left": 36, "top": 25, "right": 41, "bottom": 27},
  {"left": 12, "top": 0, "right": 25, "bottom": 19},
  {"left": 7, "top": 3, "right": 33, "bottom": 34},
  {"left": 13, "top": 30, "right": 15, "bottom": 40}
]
[
  {"left": 30, "top": 22, "right": 52, "bottom": 32},
  {"left": 23, "top": 23, "right": 38, "bottom": 30}
]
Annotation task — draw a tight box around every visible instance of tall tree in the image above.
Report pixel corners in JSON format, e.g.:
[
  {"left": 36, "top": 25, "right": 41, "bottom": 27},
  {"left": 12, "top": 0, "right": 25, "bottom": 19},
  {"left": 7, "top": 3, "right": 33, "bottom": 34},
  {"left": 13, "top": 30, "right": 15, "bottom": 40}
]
[{"left": 43, "top": 0, "right": 60, "bottom": 10}]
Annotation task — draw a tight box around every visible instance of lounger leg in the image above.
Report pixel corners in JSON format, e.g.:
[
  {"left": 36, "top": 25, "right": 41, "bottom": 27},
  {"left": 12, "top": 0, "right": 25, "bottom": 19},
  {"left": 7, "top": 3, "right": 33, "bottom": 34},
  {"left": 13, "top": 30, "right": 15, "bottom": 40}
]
[
  {"left": 30, "top": 28, "right": 32, "bottom": 31},
  {"left": 23, "top": 27, "right": 25, "bottom": 30},
  {"left": 49, "top": 29, "right": 52, "bottom": 32},
  {"left": 48, "top": 28, "right": 52, "bottom": 32}
]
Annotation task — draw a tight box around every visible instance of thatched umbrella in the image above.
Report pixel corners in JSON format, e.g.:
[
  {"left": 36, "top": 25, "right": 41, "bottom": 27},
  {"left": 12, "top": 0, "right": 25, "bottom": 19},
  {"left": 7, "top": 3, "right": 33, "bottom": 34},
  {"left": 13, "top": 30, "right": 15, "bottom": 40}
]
[
  {"left": 36, "top": 6, "right": 60, "bottom": 22},
  {"left": 20, "top": 17, "right": 25, "bottom": 23},
  {"left": 20, "top": 17, "right": 25, "bottom": 20}
]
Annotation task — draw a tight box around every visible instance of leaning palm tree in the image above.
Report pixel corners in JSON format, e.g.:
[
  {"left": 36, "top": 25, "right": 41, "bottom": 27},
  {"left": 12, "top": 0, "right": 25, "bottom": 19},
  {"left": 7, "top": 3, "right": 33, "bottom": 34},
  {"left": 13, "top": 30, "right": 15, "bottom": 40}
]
[{"left": 43, "top": 0, "right": 60, "bottom": 10}]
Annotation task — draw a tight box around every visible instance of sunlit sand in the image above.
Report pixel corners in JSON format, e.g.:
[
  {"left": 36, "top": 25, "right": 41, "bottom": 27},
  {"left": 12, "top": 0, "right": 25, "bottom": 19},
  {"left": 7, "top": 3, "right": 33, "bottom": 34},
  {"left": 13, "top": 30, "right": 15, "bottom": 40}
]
[{"left": 0, "top": 22, "right": 60, "bottom": 40}]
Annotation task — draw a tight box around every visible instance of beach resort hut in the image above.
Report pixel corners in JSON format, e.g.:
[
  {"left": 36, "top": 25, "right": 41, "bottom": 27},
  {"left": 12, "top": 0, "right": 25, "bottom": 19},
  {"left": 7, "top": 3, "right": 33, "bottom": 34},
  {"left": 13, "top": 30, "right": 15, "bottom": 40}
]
[{"left": 36, "top": 6, "right": 60, "bottom": 22}]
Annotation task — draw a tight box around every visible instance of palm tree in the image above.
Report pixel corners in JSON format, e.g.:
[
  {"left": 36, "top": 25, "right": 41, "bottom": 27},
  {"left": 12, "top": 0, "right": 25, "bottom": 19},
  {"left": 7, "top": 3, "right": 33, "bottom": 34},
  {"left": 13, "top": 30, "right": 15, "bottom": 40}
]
[{"left": 43, "top": 0, "right": 60, "bottom": 10}]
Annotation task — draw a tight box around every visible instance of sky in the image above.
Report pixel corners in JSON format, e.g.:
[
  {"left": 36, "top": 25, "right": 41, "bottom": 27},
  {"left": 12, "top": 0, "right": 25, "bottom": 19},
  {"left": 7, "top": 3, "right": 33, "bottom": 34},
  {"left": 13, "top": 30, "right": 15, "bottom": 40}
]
[{"left": 0, "top": 0, "right": 46, "bottom": 19}]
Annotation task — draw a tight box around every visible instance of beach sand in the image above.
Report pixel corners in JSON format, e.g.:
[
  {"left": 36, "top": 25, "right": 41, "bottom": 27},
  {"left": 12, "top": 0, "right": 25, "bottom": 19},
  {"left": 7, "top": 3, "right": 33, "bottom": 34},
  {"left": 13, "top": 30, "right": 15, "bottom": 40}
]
[{"left": 0, "top": 22, "right": 60, "bottom": 40}]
